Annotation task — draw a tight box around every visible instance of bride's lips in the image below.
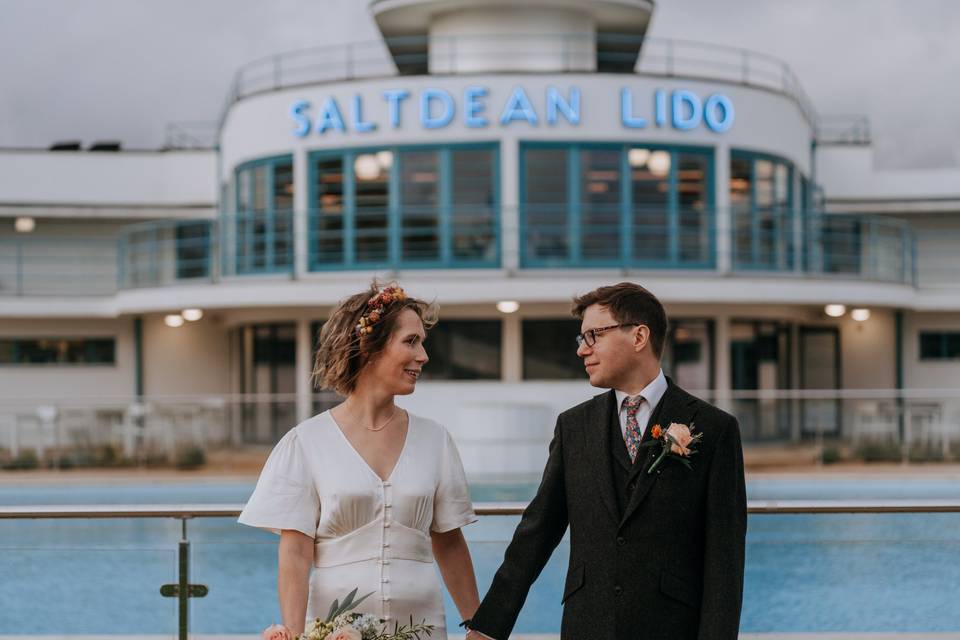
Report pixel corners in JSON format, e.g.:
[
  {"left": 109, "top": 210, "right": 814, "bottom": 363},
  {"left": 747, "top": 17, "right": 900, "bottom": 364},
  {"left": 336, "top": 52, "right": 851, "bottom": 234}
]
[{"left": 404, "top": 368, "right": 421, "bottom": 380}]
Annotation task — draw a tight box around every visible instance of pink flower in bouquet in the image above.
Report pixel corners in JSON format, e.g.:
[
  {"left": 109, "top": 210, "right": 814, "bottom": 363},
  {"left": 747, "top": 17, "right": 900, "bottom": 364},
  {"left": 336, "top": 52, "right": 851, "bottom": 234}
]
[
  {"left": 262, "top": 624, "right": 293, "bottom": 640},
  {"left": 325, "top": 627, "right": 362, "bottom": 640},
  {"left": 665, "top": 423, "right": 693, "bottom": 456}
]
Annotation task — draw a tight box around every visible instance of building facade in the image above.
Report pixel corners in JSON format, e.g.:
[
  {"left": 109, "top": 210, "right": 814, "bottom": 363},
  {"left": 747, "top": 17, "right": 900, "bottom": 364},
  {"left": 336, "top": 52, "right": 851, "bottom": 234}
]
[{"left": 2, "top": 0, "right": 959, "bottom": 475}]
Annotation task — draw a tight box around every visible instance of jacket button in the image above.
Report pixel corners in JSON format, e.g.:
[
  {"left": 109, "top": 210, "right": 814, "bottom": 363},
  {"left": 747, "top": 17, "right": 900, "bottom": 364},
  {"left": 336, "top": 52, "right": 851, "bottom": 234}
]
[
  {"left": 614, "top": 585, "right": 623, "bottom": 597},
  {"left": 627, "top": 482, "right": 636, "bottom": 492},
  {"left": 617, "top": 537, "right": 626, "bottom": 547}
]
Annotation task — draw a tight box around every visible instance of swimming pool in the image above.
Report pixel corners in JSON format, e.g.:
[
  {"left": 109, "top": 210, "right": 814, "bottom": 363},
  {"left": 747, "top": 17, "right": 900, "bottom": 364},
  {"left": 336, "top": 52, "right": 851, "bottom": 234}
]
[{"left": 1, "top": 476, "right": 959, "bottom": 634}]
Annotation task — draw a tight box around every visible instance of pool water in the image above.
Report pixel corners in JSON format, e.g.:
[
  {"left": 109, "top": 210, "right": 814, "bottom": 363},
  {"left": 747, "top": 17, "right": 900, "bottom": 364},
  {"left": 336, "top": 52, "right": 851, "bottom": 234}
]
[{"left": 1, "top": 476, "right": 959, "bottom": 634}]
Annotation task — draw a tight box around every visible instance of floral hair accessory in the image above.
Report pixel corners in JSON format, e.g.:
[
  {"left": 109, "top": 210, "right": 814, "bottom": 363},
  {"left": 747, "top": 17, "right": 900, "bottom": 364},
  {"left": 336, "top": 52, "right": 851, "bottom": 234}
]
[{"left": 355, "top": 284, "right": 407, "bottom": 337}]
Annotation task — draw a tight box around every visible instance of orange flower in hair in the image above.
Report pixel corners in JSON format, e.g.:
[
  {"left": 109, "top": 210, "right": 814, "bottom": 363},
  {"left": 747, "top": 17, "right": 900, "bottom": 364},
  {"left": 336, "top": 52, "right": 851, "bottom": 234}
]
[{"left": 356, "top": 284, "right": 408, "bottom": 337}]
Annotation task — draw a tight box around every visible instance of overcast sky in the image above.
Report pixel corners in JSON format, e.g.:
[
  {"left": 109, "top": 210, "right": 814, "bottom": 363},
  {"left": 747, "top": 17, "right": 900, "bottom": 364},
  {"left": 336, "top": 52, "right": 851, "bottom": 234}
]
[{"left": 1, "top": 0, "right": 957, "bottom": 168}]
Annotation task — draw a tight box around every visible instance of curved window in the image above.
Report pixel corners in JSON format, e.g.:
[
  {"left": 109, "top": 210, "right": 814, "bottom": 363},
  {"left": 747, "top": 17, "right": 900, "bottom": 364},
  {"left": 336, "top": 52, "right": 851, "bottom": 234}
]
[
  {"left": 520, "top": 143, "right": 714, "bottom": 268},
  {"left": 308, "top": 144, "right": 499, "bottom": 270},
  {"left": 229, "top": 155, "right": 294, "bottom": 275},
  {"left": 730, "top": 152, "right": 796, "bottom": 271}
]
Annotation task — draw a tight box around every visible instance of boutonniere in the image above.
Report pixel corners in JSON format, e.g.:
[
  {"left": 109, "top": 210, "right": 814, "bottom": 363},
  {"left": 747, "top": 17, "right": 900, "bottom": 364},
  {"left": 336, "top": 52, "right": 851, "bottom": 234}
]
[{"left": 641, "top": 422, "right": 703, "bottom": 475}]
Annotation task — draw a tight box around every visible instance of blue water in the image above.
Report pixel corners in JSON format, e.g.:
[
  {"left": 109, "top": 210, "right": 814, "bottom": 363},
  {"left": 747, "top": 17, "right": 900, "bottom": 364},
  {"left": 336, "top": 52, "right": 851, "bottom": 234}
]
[{"left": 2, "top": 476, "right": 960, "bottom": 634}]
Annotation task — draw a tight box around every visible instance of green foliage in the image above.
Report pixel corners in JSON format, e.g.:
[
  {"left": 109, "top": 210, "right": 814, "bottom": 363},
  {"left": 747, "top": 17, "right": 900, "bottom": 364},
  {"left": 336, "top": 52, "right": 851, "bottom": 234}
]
[
  {"left": 175, "top": 445, "right": 206, "bottom": 470},
  {"left": 854, "top": 441, "right": 902, "bottom": 463},
  {"left": 2, "top": 449, "right": 38, "bottom": 470}
]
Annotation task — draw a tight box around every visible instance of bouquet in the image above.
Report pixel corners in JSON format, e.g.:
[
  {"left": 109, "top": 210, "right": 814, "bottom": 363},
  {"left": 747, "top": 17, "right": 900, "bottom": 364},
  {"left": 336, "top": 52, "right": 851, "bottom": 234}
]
[{"left": 262, "top": 588, "right": 434, "bottom": 640}]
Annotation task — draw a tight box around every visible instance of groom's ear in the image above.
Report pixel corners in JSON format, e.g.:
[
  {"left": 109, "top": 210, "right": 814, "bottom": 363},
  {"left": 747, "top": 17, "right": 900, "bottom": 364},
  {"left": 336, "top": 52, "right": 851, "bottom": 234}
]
[{"left": 633, "top": 324, "right": 650, "bottom": 352}]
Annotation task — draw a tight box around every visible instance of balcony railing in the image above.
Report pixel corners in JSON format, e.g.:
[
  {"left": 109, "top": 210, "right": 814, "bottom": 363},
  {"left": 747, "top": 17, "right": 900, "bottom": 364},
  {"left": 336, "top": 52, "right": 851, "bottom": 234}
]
[
  {"left": 2, "top": 389, "right": 959, "bottom": 463},
  {"left": 0, "top": 210, "right": 925, "bottom": 296}
]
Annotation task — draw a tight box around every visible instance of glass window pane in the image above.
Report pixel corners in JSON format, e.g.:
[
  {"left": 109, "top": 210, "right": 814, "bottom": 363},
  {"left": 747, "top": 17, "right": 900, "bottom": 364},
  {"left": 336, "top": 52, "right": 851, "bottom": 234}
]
[
  {"left": 452, "top": 148, "right": 496, "bottom": 262},
  {"left": 522, "top": 319, "right": 585, "bottom": 379},
  {"left": 0, "top": 338, "right": 115, "bottom": 365},
  {"left": 400, "top": 150, "right": 440, "bottom": 262},
  {"left": 523, "top": 148, "right": 569, "bottom": 261},
  {"left": 313, "top": 157, "right": 345, "bottom": 265},
  {"left": 580, "top": 148, "right": 620, "bottom": 261},
  {"left": 354, "top": 152, "right": 390, "bottom": 264},
  {"left": 677, "top": 152, "right": 709, "bottom": 263},
  {"left": 632, "top": 147, "right": 671, "bottom": 262},
  {"left": 422, "top": 320, "right": 501, "bottom": 380}
]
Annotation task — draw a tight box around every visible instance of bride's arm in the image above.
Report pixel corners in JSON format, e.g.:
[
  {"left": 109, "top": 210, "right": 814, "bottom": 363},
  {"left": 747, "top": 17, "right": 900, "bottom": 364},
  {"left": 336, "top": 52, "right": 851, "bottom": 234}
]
[
  {"left": 431, "top": 528, "right": 480, "bottom": 622},
  {"left": 279, "top": 529, "right": 314, "bottom": 634}
]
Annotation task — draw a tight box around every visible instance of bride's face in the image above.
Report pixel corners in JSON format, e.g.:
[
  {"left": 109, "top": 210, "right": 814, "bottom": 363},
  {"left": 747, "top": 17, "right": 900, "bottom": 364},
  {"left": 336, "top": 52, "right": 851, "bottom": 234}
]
[{"left": 363, "top": 308, "right": 429, "bottom": 396}]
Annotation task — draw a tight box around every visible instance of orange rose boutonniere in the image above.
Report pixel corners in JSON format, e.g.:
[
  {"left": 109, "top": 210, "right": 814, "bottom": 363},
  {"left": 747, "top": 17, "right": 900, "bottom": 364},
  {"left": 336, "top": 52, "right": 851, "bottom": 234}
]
[{"left": 641, "top": 422, "right": 703, "bottom": 475}]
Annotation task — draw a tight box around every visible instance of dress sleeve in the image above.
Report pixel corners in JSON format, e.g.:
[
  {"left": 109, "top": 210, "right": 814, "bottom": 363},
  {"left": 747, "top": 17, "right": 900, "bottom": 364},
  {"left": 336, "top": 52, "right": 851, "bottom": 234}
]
[
  {"left": 431, "top": 426, "right": 478, "bottom": 533},
  {"left": 238, "top": 428, "right": 320, "bottom": 537}
]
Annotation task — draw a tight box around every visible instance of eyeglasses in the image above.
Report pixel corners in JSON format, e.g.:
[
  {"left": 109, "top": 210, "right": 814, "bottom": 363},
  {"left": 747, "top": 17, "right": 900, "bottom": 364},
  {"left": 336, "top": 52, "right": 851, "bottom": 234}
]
[{"left": 575, "top": 323, "right": 640, "bottom": 348}]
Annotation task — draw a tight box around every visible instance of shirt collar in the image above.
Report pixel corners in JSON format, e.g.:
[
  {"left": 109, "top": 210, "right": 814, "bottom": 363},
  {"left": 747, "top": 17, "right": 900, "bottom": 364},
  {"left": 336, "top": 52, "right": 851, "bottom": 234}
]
[{"left": 616, "top": 369, "right": 668, "bottom": 412}]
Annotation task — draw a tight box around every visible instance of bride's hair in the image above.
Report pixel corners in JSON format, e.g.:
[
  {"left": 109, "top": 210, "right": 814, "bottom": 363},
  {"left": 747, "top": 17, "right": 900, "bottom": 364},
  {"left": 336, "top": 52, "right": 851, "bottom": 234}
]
[{"left": 312, "top": 280, "right": 437, "bottom": 395}]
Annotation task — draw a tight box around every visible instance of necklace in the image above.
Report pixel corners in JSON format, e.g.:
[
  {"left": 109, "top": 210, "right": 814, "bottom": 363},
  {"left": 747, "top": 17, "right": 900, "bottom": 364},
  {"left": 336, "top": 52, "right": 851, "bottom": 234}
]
[{"left": 366, "top": 406, "right": 399, "bottom": 432}]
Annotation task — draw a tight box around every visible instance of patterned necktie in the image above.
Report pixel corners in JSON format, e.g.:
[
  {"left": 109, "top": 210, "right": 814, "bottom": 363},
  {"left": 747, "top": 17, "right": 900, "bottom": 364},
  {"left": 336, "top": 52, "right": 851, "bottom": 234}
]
[{"left": 623, "top": 395, "right": 645, "bottom": 463}]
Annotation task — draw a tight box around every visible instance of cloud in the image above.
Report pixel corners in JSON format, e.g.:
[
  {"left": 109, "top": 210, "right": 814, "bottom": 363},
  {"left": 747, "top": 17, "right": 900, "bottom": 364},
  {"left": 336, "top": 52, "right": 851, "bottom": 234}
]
[{"left": 0, "top": 0, "right": 956, "bottom": 168}]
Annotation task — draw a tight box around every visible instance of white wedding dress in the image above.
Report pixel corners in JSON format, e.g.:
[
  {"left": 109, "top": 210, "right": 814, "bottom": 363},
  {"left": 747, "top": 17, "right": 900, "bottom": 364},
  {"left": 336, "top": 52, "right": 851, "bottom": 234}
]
[{"left": 238, "top": 411, "right": 476, "bottom": 638}]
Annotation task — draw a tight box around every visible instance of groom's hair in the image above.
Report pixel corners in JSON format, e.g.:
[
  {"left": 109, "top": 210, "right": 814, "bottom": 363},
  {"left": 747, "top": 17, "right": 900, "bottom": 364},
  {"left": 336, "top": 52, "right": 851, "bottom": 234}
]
[{"left": 571, "top": 282, "right": 668, "bottom": 359}]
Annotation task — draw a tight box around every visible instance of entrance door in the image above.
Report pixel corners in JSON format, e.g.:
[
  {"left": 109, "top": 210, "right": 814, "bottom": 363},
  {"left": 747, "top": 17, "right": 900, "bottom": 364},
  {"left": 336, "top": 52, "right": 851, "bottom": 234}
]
[
  {"left": 800, "top": 327, "right": 841, "bottom": 437},
  {"left": 239, "top": 323, "right": 297, "bottom": 443}
]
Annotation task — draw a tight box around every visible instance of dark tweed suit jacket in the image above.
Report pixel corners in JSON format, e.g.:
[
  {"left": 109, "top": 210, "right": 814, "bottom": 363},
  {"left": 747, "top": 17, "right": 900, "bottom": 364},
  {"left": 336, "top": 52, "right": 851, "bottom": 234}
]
[{"left": 470, "top": 379, "right": 747, "bottom": 640}]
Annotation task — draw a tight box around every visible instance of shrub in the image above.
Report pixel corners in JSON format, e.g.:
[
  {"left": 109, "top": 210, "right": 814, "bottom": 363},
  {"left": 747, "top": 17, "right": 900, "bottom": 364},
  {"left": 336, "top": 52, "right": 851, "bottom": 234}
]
[
  {"left": 3, "top": 449, "right": 39, "bottom": 471},
  {"left": 854, "top": 441, "right": 902, "bottom": 463},
  {"left": 175, "top": 446, "right": 206, "bottom": 470}
]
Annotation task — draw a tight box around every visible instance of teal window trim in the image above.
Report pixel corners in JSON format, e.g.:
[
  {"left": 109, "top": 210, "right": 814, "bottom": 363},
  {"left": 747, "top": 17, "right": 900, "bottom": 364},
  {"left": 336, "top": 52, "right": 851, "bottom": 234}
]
[
  {"left": 306, "top": 142, "right": 500, "bottom": 271},
  {"left": 233, "top": 154, "right": 294, "bottom": 275},
  {"left": 520, "top": 141, "right": 716, "bottom": 270},
  {"left": 730, "top": 150, "right": 798, "bottom": 272}
]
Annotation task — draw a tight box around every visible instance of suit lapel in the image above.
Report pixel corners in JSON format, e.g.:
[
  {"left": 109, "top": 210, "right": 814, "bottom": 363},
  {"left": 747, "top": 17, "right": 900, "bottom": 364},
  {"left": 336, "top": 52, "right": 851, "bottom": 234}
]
[
  {"left": 587, "top": 390, "right": 621, "bottom": 525},
  {"left": 619, "top": 379, "right": 700, "bottom": 529}
]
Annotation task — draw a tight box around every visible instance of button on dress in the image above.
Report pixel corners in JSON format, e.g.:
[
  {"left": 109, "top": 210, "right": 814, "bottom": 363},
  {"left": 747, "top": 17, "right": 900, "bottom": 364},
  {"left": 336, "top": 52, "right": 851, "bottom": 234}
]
[{"left": 239, "top": 411, "right": 476, "bottom": 638}]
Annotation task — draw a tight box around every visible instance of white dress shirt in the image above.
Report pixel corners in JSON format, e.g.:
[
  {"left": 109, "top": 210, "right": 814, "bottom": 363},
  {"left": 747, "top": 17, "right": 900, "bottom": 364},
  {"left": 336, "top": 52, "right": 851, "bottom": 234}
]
[{"left": 614, "top": 369, "right": 668, "bottom": 443}]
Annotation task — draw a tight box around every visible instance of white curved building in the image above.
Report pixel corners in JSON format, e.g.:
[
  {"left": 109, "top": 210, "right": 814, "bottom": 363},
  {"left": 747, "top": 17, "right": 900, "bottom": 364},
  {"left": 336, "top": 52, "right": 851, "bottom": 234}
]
[{"left": 2, "top": 0, "right": 959, "bottom": 472}]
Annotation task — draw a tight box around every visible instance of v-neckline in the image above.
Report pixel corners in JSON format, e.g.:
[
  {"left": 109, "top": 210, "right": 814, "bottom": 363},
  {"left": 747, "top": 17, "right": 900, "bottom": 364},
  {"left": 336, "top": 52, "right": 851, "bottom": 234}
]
[{"left": 327, "top": 410, "right": 411, "bottom": 484}]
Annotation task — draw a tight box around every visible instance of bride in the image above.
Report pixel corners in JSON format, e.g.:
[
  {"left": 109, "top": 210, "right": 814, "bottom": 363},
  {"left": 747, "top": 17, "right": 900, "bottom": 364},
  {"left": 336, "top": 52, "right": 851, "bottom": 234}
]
[{"left": 239, "top": 283, "right": 480, "bottom": 638}]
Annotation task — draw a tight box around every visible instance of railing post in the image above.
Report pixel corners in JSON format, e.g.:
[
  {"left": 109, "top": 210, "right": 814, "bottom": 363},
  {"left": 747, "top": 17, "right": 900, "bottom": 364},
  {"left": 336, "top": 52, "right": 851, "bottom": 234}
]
[
  {"left": 16, "top": 240, "right": 24, "bottom": 296},
  {"left": 160, "top": 517, "right": 208, "bottom": 640}
]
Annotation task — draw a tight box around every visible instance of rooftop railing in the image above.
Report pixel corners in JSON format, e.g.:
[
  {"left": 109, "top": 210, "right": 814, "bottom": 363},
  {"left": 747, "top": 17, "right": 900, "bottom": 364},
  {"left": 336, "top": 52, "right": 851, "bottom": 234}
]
[{"left": 218, "top": 35, "right": 820, "bottom": 128}]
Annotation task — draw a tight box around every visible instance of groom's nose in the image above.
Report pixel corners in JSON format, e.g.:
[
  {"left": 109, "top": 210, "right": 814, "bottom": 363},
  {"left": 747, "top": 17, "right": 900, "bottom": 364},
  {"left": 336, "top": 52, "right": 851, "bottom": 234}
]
[{"left": 576, "top": 341, "right": 591, "bottom": 358}]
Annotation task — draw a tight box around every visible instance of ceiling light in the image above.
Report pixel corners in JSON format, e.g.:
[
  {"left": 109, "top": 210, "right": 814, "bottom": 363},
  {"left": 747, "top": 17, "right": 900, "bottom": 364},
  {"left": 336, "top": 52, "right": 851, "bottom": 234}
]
[
  {"left": 182, "top": 309, "right": 203, "bottom": 322},
  {"left": 824, "top": 304, "right": 846, "bottom": 318},
  {"left": 496, "top": 300, "right": 519, "bottom": 314},
  {"left": 14, "top": 217, "right": 35, "bottom": 233},
  {"left": 851, "top": 308, "right": 871, "bottom": 322},
  {"left": 628, "top": 148, "right": 651, "bottom": 168},
  {"left": 353, "top": 154, "right": 381, "bottom": 181},
  {"left": 164, "top": 314, "right": 185, "bottom": 328},
  {"left": 648, "top": 151, "right": 671, "bottom": 177}
]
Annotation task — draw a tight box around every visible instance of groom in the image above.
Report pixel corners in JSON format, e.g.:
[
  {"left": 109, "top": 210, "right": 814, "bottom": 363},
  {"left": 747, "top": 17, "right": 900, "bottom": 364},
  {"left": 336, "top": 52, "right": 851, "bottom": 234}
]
[{"left": 466, "top": 282, "right": 746, "bottom": 640}]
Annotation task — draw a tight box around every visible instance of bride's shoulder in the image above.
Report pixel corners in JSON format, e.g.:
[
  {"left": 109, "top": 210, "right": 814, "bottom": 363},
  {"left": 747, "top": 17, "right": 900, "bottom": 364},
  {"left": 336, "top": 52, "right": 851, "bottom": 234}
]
[{"left": 406, "top": 411, "right": 449, "bottom": 438}]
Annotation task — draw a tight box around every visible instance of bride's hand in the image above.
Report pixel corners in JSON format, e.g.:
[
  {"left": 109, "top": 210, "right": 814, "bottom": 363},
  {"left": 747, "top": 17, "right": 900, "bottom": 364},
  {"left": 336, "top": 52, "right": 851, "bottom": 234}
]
[{"left": 262, "top": 623, "right": 295, "bottom": 640}]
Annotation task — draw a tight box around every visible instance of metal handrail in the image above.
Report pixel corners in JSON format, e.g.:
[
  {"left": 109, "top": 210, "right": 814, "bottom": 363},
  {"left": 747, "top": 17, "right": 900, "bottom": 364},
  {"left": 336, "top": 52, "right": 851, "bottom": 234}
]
[{"left": 5, "top": 500, "right": 960, "bottom": 519}]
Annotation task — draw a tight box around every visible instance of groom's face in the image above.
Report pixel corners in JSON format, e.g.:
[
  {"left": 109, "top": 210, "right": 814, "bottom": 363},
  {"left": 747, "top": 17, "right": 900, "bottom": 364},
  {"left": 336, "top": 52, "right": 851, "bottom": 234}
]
[{"left": 577, "top": 304, "right": 638, "bottom": 389}]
